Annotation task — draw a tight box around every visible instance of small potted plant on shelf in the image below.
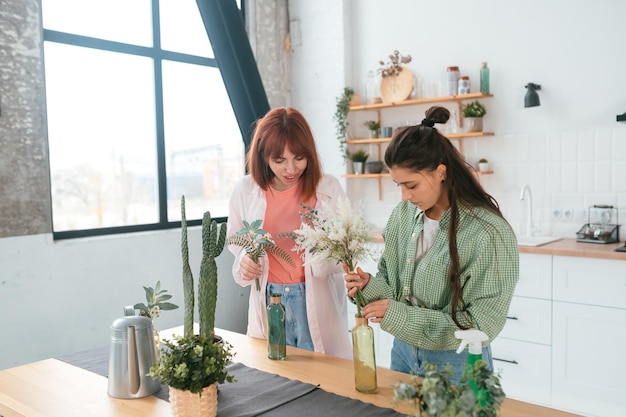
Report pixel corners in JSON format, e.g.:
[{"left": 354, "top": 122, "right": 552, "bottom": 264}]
[
  {"left": 334, "top": 87, "right": 355, "bottom": 164},
  {"left": 462, "top": 100, "right": 487, "bottom": 132},
  {"left": 349, "top": 149, "right": 369, "bottom": 175},
  {"left": 363, "top": 120, "right": 380, "bottom": 138},
  {"left": 478, "top": 158, "right": 489, "bottom": 172}
]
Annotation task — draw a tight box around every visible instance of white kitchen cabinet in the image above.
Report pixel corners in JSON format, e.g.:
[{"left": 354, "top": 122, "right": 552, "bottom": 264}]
[
  {"left": 551, "top": 256, "right": 626, "bottom": 417},
  {"left": 492, "top": 253, "right": 552, "bottom": 403},
  {"left": 490, "top": 338, "right": 551, "bottom": 405}
]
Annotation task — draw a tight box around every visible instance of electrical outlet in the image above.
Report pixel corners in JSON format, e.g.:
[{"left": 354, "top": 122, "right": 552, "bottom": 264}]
[
  {"left": 563, "top": 208, "right": 574, "bottom": 220},
  {"left": 551, "top": 208, "right": 562, "bottom": 221}
]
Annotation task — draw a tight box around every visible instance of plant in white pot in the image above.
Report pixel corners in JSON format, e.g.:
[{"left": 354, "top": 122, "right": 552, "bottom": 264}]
[
  {"left": 349, "top": 149, "right": 369, "bottom": 175},
  {"left": 478, "top": 158, "right": 489, "bottom": 172},
  {"left": 363, "top": 120, "right": 380, "bottom": 138},
  {"left": 462, "top": 101, "right": 486, "bottom": 132},
  {"left": 148, "top": 196, "right": 235, "bottom": 417}
]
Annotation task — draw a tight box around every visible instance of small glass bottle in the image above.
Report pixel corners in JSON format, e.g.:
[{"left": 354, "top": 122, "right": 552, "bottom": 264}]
[
  {"left": 352, "top": 316, "right": 377, "bottom": 393},
  {"left": 267, "top": 294, "right": 286, "bottom": 360},
  {"left": 365, "top": 70, "right": 378, "bottom": 104},
  {"left": 480, "top": 62, "right": 490, "bottom": 94}
]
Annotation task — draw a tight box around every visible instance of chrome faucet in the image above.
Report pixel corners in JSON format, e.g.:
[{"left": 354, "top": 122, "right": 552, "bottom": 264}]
[{"left": 519, "top": 184, "right": 534, "bottom": 237}]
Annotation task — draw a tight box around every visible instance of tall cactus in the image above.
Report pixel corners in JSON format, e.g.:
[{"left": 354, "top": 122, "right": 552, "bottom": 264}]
[
  {"left": 198, "top": 211, "right": 226, "bottom": 339},
  {"left": 181, "top": 196, "right": 195, "bottom": 338},
  {"left": 180, "top": 196, "right": 226, "bottom": 339}
]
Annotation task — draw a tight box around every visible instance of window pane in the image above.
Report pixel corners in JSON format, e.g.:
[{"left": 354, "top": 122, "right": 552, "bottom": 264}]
[
  {"left": 42, "top": 0, "right": 153, "bottom": 46},
  {"left": 160, "top": 0, "right": 213, "bottom": 58},
  {"left": 45, "top": 43, "right": 158, "bottom": 231},
  {"left": 162, "top": 61, "right": 243, "bottom": 221}
]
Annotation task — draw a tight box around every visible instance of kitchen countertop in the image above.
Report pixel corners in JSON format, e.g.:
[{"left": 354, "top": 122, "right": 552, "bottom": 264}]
[
  {"left": 517, "top": 238, "right": 625, "bottom": 260},
  {"left": 371, "top": 233, "right": 626, "bottom": 261}
]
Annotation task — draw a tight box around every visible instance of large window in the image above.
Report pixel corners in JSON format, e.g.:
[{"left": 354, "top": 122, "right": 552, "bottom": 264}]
[{"left": 42, "top": 0, "right": 244, "bottom": 237}]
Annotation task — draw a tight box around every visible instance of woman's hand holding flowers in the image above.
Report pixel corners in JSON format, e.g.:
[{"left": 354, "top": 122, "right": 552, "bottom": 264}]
[
  {"left": 239, "top": 254, "right": 263, "bottom": 282},
  {"left": 343, "top": 265, "right": 370, "bottom": 298}
]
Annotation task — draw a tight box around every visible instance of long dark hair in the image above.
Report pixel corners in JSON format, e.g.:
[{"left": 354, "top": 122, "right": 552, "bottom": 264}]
[{"left": 384, "top": 106, "right": 503, "bottom": 329}]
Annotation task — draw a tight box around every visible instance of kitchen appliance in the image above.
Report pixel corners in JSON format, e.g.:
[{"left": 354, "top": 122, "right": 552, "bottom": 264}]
[
  {"left": 107, "top": 307, "right": 161, "bottom": 399},
  {"left": 576, "top": 205, "right": 620, "bottom": 244}
]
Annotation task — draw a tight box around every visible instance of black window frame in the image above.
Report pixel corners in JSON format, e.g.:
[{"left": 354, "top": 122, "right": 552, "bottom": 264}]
[{"left": 44, "top": 0, "right": 269, "bottom": 240}]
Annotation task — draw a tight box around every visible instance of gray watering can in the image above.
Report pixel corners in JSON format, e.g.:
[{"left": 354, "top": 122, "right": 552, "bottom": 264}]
[{"left": 107, "top": 306, "right": 161, "bottom": 398}]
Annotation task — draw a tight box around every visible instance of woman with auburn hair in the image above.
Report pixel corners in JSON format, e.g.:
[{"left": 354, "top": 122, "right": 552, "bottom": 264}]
[
  {"left": 228, "top": 107, "right": 351, "bottom": 359},
  {"left": 345, "top": 106, "right": 518, "bottom": 382}
]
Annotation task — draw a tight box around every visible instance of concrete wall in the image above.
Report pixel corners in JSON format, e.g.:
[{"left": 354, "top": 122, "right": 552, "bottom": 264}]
[{"left": 0, "top": 0, "right": 248, "bottom": 370}]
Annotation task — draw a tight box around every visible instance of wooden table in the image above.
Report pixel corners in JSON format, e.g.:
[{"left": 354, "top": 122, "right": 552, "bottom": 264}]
[{"left": 0, "top": 327, "right": 581, "bottom": 417}]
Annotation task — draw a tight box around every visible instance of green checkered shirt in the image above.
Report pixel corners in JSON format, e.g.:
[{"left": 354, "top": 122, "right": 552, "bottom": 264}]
[{"left": 363, "top": 201, "right": 519, "bottom": 350}]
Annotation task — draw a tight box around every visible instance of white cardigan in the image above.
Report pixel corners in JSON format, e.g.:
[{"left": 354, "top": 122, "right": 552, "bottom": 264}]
[{"left": 227, "top": 174, "right": 352, "bottom": 360}]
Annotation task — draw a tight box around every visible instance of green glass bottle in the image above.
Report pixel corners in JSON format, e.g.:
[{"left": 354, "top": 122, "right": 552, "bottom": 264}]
[
  {"left": 352, "top": 316, "right": 377, "bottom": 393},
  {"left": 267, "top": 294, "right": 286, "bottom": 360},
  {"left": 480, "top": 62, "right": 490, "bottom": 94}
]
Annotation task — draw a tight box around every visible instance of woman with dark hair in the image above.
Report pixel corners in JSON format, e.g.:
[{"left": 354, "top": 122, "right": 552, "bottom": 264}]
[
  {"left": 228, "top": 107, "right": 351, "bottom": 359},
  {"left": 345, "top": 106, "right": 518, "bottom": 382}
]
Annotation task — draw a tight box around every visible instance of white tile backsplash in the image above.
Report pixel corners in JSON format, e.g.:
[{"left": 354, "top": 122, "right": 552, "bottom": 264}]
[{"left": 347, "top": 127, "right": 626, "bottom": 239}]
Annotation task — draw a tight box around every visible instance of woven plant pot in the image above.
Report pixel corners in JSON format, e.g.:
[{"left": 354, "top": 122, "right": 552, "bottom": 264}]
[{"left": 169, "top": 383, "right": 218, "bottom": 417}]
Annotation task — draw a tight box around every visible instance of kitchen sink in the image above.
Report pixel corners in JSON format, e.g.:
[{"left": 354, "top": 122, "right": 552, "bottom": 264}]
[{"left": 516, "top": 236, "right": 562, "bottom": 247}]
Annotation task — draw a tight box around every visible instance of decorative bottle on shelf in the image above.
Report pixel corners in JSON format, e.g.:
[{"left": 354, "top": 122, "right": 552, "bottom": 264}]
[
  {"left": 480, "top": 62, "right": 490, "bottom": 94},
  {"left": 352, "top": 316, "right": 377, "bottom": 393},
  {"left": 458, "top": 76, "right": 471, "bottom": 95},
  {"left": 446, "top": 66, "right": 460, "bottom": 96},
  {"left": 365, "top": 70, "right": 378, "bottom": 104},
  {"left": 267, "top": 294, "right": 286, "bottom": 360}
]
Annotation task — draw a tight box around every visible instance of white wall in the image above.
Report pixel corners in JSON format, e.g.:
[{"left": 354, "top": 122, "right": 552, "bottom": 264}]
[
  {"left": 291, "top": 0, "right": 626, "bottom": 238},
  {"left": 0, "top": 229, "right": 249, "bottom": 370}
]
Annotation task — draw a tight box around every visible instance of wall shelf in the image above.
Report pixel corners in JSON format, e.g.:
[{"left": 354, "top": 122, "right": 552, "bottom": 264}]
[
  {"left": 344, "top": 92, "right": 495, "bottom": 200},
  {"left": 349, "top": 92, "right": 493, "bottom": 112}
]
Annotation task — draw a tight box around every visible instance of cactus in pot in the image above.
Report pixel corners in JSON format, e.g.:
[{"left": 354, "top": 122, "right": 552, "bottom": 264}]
[
  {"left": 198, "top": 211, "right": 226, "bottom": 339},
  {"left": 181, "top": 196, "right": 226, "bottom": 339}
]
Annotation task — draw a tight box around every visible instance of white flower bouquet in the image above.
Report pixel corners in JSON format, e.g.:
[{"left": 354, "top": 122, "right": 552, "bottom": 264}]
[{"left": 289, "top": 197, "right": 375, "bottom": 316}]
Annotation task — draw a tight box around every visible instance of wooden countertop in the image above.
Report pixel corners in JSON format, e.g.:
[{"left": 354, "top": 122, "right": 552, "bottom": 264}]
[
  {"left": 371, "top": 232, "right": 626, "bottom": 261},
  {"left": 517, "top": 238, "right": 626, "bottom": 260},
  {"left": 0, "top": 327, "right": 582, "bottom": 417}
]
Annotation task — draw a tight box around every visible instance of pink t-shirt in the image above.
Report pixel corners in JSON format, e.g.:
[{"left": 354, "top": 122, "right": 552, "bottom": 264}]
[{"left": 264, "top": 183, "right": 317, "bottom": 284}]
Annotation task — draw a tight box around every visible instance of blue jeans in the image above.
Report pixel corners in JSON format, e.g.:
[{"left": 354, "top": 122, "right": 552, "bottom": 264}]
[
  {"left": 390, "top": 337, "right": 493, "bottom": 385},
  {"left": 266, "top": 283, "right": 314, "bottom": 351}
]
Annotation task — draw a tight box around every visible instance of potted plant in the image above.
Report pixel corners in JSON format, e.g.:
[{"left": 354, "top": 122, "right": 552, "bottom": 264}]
[
  {"left": 363, "top": 120, "right": 380, "bottom": 138},
  {"left": 133, "top": 280, "right": 179, "bottom": 357},
  {"left": 462, "top": 100, "right": 487, "bottom": 132},
  {"left": 394, "top": 361, "right": 506, "bottom": 417},
  {"left": 148, "top": 196, "right": 235, "bottom": 417},
  {"left": 334, "top": 87, "right": 355, "bottom": 163},
  {"left": 349, "top": 149, "right": 369, "bottom": 175},
  {"left": 478, "top": 158, "right": 489, "bottom": 172}
]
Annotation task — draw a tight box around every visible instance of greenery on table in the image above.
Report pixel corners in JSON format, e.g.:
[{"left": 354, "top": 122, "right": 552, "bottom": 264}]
[
  {"left": 133, "top": 280, "right": 179, "bottom": 319},
  {"left": 394, "top": 360, "right": 505, "bottom": 417},
  {"left": 148, "top": 334, "right": 235, "bottom": 394}
]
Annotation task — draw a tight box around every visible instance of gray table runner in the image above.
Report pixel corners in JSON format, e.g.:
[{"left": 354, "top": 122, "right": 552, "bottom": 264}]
[{"left": 57, "top": 344, "right": 403, "bottom": 417}]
